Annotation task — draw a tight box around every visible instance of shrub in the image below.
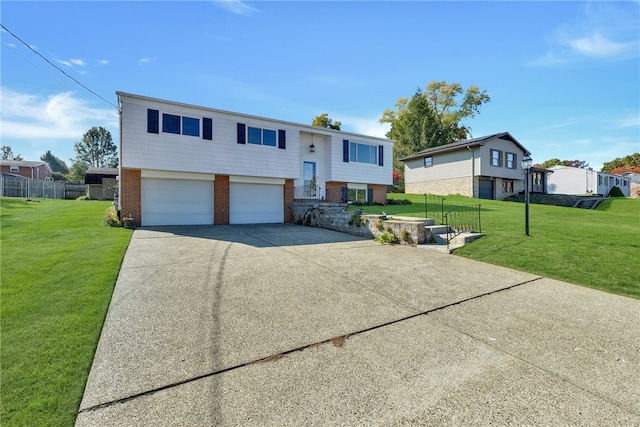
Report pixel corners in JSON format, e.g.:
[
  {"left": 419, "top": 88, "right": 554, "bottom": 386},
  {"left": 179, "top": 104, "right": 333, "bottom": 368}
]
[
  {"left": 608, "top": 186, "right": 625, "bottom": 197},
  {"left": 76, "top": 195, "right": 93, "bottom": 201},
  {"left": 348, "top": 214, "right": 362, "bottom": 227},
  {"left": 375, "top": 232, "right": 398, "bottom": 244},
  {"left": 104, "top": 205, "right": 122, "bottom": 227},
  {"left": 376, "top": 218, "right": 384, "bottom": 231},
  {"left": 386, "top": 198, "right": 412, "bottom": 205},
  {"left": 400, "top": 229, "right": 410, "bottom": 242}
]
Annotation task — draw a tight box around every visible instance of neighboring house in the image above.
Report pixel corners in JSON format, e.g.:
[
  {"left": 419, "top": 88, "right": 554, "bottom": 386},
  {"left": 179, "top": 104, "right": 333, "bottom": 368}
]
[
  {"left": 400, "top": 132, "right": 532, "bottom": 200},
  {"left": 546, "top": 166, "right": 631, "bottom": 197},
  {"left": 117, "top": 92, "right": 393, "bottom": 226},
  {"left": 621, "top": 172, "right": 640, "bottom": 199},
  {"left": 85, "top": 167, "right": 118, "bottom": 200},
  {"left": 0, "top": 160, "right": 53, "bottom": 180}
]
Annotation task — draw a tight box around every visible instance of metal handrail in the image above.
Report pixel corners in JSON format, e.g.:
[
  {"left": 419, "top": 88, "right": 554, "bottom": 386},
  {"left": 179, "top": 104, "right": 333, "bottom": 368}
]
[{"left": 443, "top": 204, "right": 481, "bottom": 249}]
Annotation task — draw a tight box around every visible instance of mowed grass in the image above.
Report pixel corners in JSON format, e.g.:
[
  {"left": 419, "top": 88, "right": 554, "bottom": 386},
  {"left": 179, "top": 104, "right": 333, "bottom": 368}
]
[
  {"left": 351, "top": 193, "right": 640, "bottom": 299},
  {"left": 1, "top": 198, "right": 132, "bottom": 426}
]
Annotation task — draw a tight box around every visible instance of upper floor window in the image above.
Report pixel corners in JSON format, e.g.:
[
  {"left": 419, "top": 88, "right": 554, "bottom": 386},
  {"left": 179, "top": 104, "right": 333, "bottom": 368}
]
[
  {"left": 502, "top": 179, "right": 514, "bottom": 193},
  {"left": 162, "top": 114, "right": 181, "bottom": 134},
  {"left": 182, "top": 116, "right": 200, "bottom": 137},
  {"left": 349, "top": 142, "right": 377, "bottom": 164},
  {"left": 490, "top": 149, "right": 503, "bottom": 167},
  {"left": 506, "top": 152, "right": 517, "bottom": 169},
  {"left": 424, "top": 156, "right": 433, "bottom": 167},
  {"left": 247, "top": 127, "right": 277, "bottom": 147}
]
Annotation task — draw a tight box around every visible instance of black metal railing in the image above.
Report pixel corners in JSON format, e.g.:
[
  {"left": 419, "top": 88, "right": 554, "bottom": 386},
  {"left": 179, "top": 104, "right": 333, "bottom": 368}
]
[
  {"left": 294, "top": 184, "right": 322, "bottom": 200},
  {"left": 444, "top": 204, "right": 482, "bottom": 249},
  {"left": 423, "top": 193, "right": 446, "bottom": 224}
]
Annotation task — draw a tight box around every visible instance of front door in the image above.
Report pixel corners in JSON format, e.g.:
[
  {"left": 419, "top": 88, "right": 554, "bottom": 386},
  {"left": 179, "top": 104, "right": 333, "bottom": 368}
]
[{"left": 303, "top": 161, "right": 316, "bottom": 198}]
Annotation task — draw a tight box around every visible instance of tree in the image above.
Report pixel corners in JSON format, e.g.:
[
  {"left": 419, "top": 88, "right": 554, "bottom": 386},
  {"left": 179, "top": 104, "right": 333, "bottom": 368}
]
[
  {"left": 380, "top": 81, "right": 490, "bottom": 178},
  {"left": 1, "top": 146, "right": 23, "bottom": 160},
  {"left": 72, "top": 127, "right": 118, "bottom": 169},
  {"left": 601, "top": 153, "right": 640, "bottom": 173},
  {"left": 312, "top": 113, "right": 341, "bottom": 130},
  {"left": 609, "top": 166, "right": 640, "bottom": 175},
  {"left": 40, "top": 150, "right": 69, "bottom": 174}
]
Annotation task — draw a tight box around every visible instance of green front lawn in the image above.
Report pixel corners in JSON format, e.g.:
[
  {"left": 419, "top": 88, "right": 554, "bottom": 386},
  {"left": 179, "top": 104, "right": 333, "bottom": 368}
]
[
  {"left": 351, "top": 194, "right": 640, "bottom": 299},
  {"left": 1, "top": 198, "right": 132, "bottom": 426}
]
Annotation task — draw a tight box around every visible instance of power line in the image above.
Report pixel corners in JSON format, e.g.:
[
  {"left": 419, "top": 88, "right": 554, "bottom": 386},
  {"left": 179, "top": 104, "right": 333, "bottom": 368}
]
[{"left": 1, "top": 23, "right": 118, "bottom": 109}]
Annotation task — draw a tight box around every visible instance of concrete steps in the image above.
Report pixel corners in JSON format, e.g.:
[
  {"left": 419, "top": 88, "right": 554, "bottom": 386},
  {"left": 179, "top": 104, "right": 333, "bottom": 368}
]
[{"left": 419, "top": 225, "right": 484, "bottom": 254}]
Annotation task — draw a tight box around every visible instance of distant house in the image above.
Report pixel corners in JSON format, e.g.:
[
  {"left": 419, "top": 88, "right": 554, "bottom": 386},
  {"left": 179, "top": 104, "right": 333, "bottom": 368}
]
[
  {"left": 620, "top": 172, "right": 640, "bottom": 199},
  {"left": 0, "top": 160, "right": 53, "bottom": 180},
  {"left": 85, "top": 167, "right": 118, "bottom": 200},
  {"left": 546, "top": 166, "right": 631, "bottom": 197},
  {"left": 400, "top": 132, "right": 534, "bottom": 200}
]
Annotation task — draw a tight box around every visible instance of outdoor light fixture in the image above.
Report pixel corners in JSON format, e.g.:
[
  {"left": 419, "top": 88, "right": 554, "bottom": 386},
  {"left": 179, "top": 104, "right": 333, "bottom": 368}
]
[
  {"left": 310, "top": 143, "right": 315, "bottom": 153},
  {"left": 521, "top": 154, "right": 533, "bottom": 236}
]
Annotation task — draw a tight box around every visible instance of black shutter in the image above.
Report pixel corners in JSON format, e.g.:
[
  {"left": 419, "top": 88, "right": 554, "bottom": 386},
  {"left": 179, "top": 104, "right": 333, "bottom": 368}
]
[
  {"left": 343, "top": 140, "right": 349, "bottom": 162},
  {"left": 203, "top": 118, "right": 213, "bottom": 140},
  {"left": 237, "top": 123, "right": 246, "bottom": 144},
  {"left": 147, "top": 109, "right": 159, "bottom": 134},
  {"left": 367, "top": 188, "right": 374, "bottom": 202},
  {"left": 278, "top": 129, "right": 286, "bottom": 149},
  {"left": 378, "top": 145, "right": 384, "bottom": 166},
  {"left": 341, "top": 187, "right": 348, "bottom": 203}
]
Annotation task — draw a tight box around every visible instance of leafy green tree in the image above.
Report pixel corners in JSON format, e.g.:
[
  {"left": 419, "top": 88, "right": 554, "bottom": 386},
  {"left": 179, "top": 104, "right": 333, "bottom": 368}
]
[
  {"left": 40, "top": 150, "right": 69, "bottom": 174},
  {"left": 536, "top": 158, "right": 588, "bottom": 169},
  {"left": 601, "top": 153, "right": 640, "bottom": 173},
  {"left": 67, "top": 161, "right": 88, "bottom": 181},
  {"left": 1, "top": 146, "right": 23, "bottom": 160},
  {"left": 312, "top": 113, "right": 341, "bottom": 130},
  {"left": 380, "top": 81, "right": 490, "bottom": 179},
  {"left": 72, "top": 126, "right": 118, "bottom": 169}
]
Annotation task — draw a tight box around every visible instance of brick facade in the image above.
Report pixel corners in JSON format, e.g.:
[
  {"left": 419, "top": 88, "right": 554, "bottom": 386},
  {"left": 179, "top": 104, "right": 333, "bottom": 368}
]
[
  {"left": 370, "top": 184, "right": 387, "bottom": 204},
  {"left": 120, "top": 168, "right": 141, "bottom": 226},
  {"left": 214, "top": 175, "right": 230, "bottom": 225},
  {"left": 325, "top": 181, "right": 347, "bottom": 203},
  {"left": 284, "top": 179, "right": 294, "bottom": 223}
]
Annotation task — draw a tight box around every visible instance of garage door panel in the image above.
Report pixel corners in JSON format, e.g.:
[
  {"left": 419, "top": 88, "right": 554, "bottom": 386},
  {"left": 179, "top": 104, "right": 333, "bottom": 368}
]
[
  {"left": 230, "top": 183, "right": 283, "bottom": 224},
  {"left": 142, "top": 178, "right": 214, "bottom": 226}
]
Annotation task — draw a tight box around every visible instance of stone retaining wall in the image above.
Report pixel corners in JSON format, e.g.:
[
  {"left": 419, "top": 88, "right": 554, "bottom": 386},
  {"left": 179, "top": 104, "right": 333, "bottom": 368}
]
[{"left": 291, "top": 203, "right": 427, "bottom": 245}]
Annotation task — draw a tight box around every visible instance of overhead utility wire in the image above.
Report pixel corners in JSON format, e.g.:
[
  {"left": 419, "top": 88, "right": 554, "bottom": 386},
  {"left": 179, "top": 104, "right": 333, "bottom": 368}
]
[{"left": 1, "top": 23, "right": 118, "bottom": 109}]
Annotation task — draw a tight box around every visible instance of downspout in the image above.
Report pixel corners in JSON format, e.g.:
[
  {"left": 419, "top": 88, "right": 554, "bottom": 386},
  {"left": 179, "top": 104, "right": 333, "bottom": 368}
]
[{"left": 467, "top": 145, "right": 474, "bottom": 197}]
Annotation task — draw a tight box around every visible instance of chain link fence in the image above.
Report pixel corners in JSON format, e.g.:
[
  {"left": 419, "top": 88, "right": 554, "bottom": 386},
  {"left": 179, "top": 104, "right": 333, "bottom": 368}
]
[{"left": 0, "top": 175, "right": 87, "bottom": 199}]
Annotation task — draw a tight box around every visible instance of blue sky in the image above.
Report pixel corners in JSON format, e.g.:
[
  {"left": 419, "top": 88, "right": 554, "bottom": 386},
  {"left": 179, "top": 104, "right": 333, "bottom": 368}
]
[{"left": 1, "top": 1, "right": 638, "bottom": 171}]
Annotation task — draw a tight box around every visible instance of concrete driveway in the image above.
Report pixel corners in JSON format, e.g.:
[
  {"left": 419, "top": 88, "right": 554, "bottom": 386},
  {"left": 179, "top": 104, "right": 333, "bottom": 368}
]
[{"left": 76, "top": 224, "right": 640, "bottom": 426}]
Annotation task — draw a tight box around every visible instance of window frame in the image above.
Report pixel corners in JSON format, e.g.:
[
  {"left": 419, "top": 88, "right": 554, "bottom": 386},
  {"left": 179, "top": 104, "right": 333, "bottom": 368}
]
[
  {"left": 162, "top": 113, "right": 181, "bottom": 134},
  {"left": 490, "top": 149, "right": 503, "bottom": 167},
  {"left": 181, "top": 116, "right": 200, "bottom": 137},
  {"left": 10, "top": 165, "right": 19, "bottom": 172},
  {"left": 505, "top": 152, "right": 517, "bottom": 169},
  {"left": 349, "top": 141, "right": 378, "bottom": 165},
  {"left": 424, "top": 156, "right": 433, "bottom": 167},
  {"left": 502, "top": 179, "right": 514, "bottom": 193}
]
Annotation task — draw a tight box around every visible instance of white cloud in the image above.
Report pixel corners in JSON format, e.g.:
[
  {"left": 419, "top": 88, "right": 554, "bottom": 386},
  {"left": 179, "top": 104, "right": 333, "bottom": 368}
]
[
  {"left": 213, "top": 0, "right": 261, "bottom": 16},
  {"left": 339, "top": 113, "right": 390, "bottom": 139},
  {"left": 138, "top": 57, "right": 154, "bottom": 66},
  {"left": 531, "top": 2, "right": 639, "bottom": 66},
  {"left": 0, "top": 88, "right": 118, "bottom": 160},
  {"left": 606, "top": 113, "right": 640, "bottom": 130},
  {"left": 70, "top": 58, "right": 86, "bottom": 67},
  {"left": 567, "top": 33, "right": 638, "bottom": 59},
  {"left": 99, "top": 59, "right": 109, "bottom": 65}
]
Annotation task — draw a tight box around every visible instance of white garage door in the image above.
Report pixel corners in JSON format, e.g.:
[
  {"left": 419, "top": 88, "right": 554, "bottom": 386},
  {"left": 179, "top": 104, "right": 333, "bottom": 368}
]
[
  {"left": 142, "top": 178, "right": 214, "bottom": 226},
  {"left": 230, "top": 182, "right": 284, "bottom": 224}
]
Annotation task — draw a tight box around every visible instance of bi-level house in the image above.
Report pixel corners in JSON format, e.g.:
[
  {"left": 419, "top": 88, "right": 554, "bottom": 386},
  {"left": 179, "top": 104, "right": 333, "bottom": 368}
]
[
  {"left": 400, "top": 132, "right": 534, "bottom": 200},
  {"left": 117, "top": 92, "right": 393, "bottom": 226},
  {"left": 546, "top": 165, "right": 631, "bottom": 197}
]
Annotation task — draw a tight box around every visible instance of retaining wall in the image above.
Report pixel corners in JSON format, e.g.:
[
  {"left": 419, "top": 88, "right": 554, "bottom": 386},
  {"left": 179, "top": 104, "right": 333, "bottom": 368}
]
[{"left": 291, "top": 203, "right": 427, "bottom": 245}]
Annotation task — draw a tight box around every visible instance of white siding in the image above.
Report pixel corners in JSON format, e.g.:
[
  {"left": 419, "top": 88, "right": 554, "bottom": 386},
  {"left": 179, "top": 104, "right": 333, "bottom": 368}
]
[{"left": 119, "top": 92, "right": 393, "bottom": 187}]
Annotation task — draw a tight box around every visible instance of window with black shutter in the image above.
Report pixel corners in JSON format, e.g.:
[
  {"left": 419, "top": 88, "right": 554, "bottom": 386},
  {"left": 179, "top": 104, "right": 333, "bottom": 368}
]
[
  {"left": 237, "top": 123, "right": 246, "bottom": 144},
  {"left": 341, "top": 187, "right": 348, "bottom": 203},
  {"left": 278, "top": 129, "right": 286, "bottom": 149},
  {"left": 203, "top": 118, "right": 213, "bottom": 140},
  {"left": 147, "top": 109, "right": 159, "bottom": 134},
  {"left": 378, "top": 145, "right": 384, "bottom": 166},
  {"left": 367, "top": 188, "right": 374, "bottom": 202},
  {"left": 343, "top": 140, "right": 349, "bottom": 162}
]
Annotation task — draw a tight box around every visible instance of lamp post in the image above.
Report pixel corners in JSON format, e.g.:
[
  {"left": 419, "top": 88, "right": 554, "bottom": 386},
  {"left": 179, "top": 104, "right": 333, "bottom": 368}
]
[{"left": 521, "top": 154, "right": 533, "bottom": 236}]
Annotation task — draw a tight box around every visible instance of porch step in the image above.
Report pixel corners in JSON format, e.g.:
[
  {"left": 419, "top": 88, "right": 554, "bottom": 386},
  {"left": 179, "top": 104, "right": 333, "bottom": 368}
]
[{"left": 573, "top": 198, "right": 604, "bottom": 209}]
